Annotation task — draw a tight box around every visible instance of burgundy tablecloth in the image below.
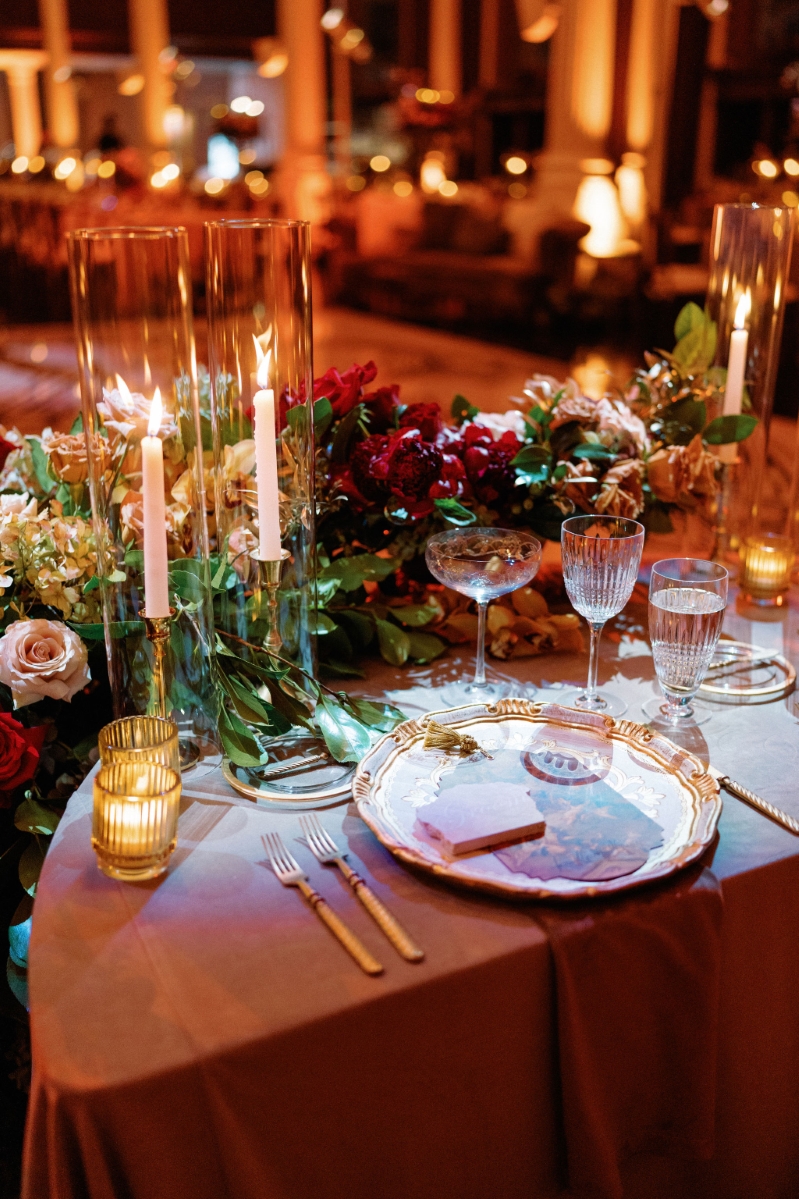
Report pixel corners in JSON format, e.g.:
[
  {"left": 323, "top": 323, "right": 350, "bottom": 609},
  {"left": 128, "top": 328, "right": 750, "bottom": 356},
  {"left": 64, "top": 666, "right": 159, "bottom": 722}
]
[{"left": 22, "top": 603, "right": 799, "bottom": 1199}]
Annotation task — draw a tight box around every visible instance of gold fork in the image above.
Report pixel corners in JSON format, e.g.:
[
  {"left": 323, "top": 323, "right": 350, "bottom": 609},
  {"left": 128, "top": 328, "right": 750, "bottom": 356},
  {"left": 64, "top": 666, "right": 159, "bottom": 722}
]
[
  {"left": 263, "top": 831, "right": 384, "bottom": 975},
  {"left": 300, "top": 814, "right": 425, "bottom": 963}
]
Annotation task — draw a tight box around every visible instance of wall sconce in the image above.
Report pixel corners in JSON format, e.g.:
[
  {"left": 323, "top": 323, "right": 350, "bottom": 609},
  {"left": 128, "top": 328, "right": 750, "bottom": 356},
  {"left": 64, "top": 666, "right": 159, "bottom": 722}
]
[{"left": 514, "top": 0, "right": 561, "bottom": 43}]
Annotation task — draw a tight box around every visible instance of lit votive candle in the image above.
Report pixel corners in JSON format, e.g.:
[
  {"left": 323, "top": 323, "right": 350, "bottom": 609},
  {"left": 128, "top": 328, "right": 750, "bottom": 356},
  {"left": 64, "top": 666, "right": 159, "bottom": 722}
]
[
  {"left": 92, "top": 761, "right": 181, "bottom": 881},
  {"left": 739, "top": 534, "right": 794, "bottom": 605}
]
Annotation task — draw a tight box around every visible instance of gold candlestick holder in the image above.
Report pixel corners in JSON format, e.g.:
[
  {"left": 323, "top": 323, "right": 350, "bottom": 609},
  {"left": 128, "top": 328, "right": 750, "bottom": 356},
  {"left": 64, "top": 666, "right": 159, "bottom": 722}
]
[
  {"left": 253, "top": 549, "right": 291, "bottom": 655},
  {"left": 141, "top": 607, "right": 200, "bottom": 769}
]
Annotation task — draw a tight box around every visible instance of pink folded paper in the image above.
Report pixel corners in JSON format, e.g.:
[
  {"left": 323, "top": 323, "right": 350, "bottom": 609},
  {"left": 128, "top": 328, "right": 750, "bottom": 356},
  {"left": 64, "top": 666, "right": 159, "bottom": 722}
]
[{"left": 417, "top": 782, "right": 545, "bottom": 857}]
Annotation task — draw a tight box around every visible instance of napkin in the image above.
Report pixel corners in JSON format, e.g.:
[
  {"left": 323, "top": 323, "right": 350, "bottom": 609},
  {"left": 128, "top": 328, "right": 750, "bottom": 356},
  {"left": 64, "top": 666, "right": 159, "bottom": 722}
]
[{"left": 536, "top": 864, "right": 723, "bottom": 1199}]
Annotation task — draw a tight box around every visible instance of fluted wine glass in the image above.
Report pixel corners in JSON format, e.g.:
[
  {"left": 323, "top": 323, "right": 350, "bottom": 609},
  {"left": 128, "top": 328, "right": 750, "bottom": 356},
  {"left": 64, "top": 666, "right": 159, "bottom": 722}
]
[
  {"left": 643, "top": 558, "right": 728, "bottom": 728},
  {"left": 560, "top": 515, "right": 645, "bottom": 717},
  {"left": 426, "top": 527, "right": 542, "bottom": 704}
]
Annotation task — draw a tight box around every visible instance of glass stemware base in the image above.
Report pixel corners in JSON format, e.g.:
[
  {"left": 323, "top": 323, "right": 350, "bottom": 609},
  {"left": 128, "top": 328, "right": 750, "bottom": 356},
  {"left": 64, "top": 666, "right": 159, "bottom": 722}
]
[
  {"left": 438, "top": 680, "right": 511, "bottom": 708},
  {"left": 642, "top": 694, "right": 713, "bottom": 728},
  {"left": 558, "top": 687, "right": 628, "bottom": 718}
]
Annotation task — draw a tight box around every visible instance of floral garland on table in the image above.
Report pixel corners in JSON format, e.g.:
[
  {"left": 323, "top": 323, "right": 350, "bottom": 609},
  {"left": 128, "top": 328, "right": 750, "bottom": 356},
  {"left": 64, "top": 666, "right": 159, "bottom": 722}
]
[{"left": 302, "top": 302, "right": 754, "bottom": 675}]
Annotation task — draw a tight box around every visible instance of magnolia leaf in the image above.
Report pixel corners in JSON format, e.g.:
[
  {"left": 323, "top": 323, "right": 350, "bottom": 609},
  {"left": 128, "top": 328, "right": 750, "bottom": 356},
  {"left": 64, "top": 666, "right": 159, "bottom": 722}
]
[
  {"left": 674, "top": 301, "right": 705, "bottom": 342},
  {"left": 406, "top": 630, "right": 447, "bottom": 663},
  {"left": 318, "top": 659, "right": 366, "bottom": 678},
  {"left": 26, "top": 437, "right": 54, "bottom": 495},
  {"left": 83, "top": 575, "right": 100, "bottom": 594},
  {"left": 375, "top": 618, "right": 411, "bottom": 666},
  {"left": 316, "top": 695, "right": 372, "bottom": 763},
  {"left": 220, "top": 672, "right": 291, "bottom": 734},
  {"left": 107, "top": 569, "right": 126, "bottom": 584},
  {"left": 309, "top": 611, "right": 337, "bottom": 634},
  {"left": 19, "top": 838, "right": 45, "bottom": 897},
  {"left": 14, "top": 798, "right": 60, "bottom": 837},
  {"left": 344, "top": 696, "right": 406, "bottom": 732},
  {"left": 319, "top": 553, "right": 398, "bottom": 592},
  {"left": 572, "top": 444, "right": 617, "bottom": 463},
  {"left": 512, "top": 444, "right": 551, "bottom": 470},
  {"left": 451, "top": 394, "right": 478, "bottom": 424},
  {"left": 218, "top": 706, "right": 264, "bottom": 767},
  {"left": 315, "top": 577, "right": 341, "bottom": 606},
  {"left": 672, "top": 304, "right": 717, "bottom": 374},
  {"left": 314, "top": 396, "right": 334, "bottom": 444},
  {"left": 433, "top": 497, "right": 476, "bottom": 526},
  {"left": 333, "top": 609, "right": 374, "bottom": 648},
  {"left": 388, "top": 603, "right": 438, "bottom": 627},
  {"left": 330, "top": 404, "right": 364, "bottom": 464},
  {"left": 703, "top": 414, "right": 758, "bottom": 445},
  {"left": 69, "top": 413, "right": 84, "bottom": 434}
]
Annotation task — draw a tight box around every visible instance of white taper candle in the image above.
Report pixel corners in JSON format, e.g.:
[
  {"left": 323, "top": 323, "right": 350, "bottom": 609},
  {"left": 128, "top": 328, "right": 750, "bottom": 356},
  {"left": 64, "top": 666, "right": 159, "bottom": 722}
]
[{"left": 141, "top": 388, "right": 170, "bottom": 616}]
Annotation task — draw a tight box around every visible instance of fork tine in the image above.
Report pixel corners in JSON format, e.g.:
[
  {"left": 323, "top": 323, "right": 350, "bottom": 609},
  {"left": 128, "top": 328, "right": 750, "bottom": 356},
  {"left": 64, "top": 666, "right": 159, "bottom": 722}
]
[
  {"left": 272, "top": 830, "right": 302, "bottom": 874},
  {"left": 300, "top": 815, "right": 325, "bottom": 859},
  {"left": 263, "top": 832, "right": 280, "bottom": 873},
  {"left": 311, "top": 818, "right": 340, "bottom": 855}
]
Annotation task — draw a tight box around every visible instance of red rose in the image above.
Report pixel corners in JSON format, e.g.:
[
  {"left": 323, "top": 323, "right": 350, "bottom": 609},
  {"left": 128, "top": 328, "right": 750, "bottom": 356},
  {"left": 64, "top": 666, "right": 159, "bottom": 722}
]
[
  {"left": 387, "top": 432, "right": 443, "bottom": 502},
  {"left": 399, "top": 402, "right": 443, "bottom": 441},
  {"left": 313, "top": 361, "right": 378, "bottom": 418},
  {"left": 0, "top": 713, "right": 45, "bottom": 807},
  {"left": 350, "top": 434, "right": 392, "bottom": 503},
  {"left": 0, "top": 437, "right": 15, "bottom": 471},
  {"left": 363, "top": 385, "right": 401, "bottom": 432}
]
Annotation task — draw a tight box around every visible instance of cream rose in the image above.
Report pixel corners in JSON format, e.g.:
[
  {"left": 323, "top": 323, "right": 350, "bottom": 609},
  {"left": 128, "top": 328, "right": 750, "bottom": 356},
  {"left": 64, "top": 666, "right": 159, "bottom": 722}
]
[
  {"left": 98, "top": 386, "right": 178, "bottom": 442},
  {"left": 0, "top": 619, "right": 90, "bottom": 708}
]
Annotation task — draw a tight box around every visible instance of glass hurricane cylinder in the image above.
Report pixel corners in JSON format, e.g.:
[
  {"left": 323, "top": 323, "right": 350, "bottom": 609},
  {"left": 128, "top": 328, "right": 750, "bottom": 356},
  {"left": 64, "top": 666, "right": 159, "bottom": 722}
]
[
  {"left": 99, "top": 715, "right": 181, "bottom": 773},
  {"left": 68, "top": 227, "right": 219, "bottom": 750},
  {"left": 705, "top": 203, "right": 795, "bottom": 560},
  {"left": 204, "top": 218, "right": 316, "bottom": 677}
]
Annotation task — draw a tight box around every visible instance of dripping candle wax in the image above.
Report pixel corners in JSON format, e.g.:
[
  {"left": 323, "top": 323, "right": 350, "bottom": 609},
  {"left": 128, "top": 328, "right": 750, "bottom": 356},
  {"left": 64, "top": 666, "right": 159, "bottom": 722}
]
[
  {"left": 719, "top": 291, "right": 751, "bottom": 465},
  {"left": 252, "top": 337, "right": 282, "bottom": 559},
  {"left": 141, "top": 387, "right": 170, "bottom": 617}
]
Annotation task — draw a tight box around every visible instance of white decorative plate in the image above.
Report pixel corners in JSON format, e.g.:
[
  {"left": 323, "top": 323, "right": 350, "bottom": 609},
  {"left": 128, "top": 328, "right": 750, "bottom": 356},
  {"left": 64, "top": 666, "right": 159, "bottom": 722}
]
[{"left": 353, "top": 699, "right": 721, "bottom": 900}]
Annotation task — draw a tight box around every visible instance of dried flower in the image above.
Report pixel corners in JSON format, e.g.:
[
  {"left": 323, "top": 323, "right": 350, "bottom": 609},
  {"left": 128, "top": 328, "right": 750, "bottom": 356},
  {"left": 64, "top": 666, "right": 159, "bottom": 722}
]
[
  {"left": 98, "top": 385, "right": 178, "bottom": 443},
  {"left": 595, "top": 459, "right": 645, "bottom": 519},
  {"left": 42, "top": 429, "right": 106, "bottom": 484},
  {"left": 647, "top": 434, "right": 717, "bottom": 510}
]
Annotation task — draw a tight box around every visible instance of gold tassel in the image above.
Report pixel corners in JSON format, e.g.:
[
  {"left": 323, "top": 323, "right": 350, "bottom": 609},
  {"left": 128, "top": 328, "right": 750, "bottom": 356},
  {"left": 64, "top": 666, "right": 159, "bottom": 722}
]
[{"left": 423, "top": 719, "right": 491, "bottom": 758}]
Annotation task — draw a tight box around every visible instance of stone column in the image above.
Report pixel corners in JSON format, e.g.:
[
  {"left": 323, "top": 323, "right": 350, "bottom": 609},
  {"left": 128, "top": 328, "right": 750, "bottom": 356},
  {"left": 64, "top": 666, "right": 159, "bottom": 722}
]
[
  {"left": 276, "top": 0, "right": 331, "bottom": 223},
  {"left": 38, "top": 0, "right": 79, "bottom": 148},
  {"left": 479, "top": 0, "right": 500, "bottom": 90},
  {"left": 626, "top": 0, "right": 680, "bottom": 210},
  {"left": 128, "top": 0, "right": 171, "bottom": 149},
  {"left": 533, "top": 0, "right": 617, "bottom": 217},
  {"left": 0, "top": 51, "right": 48, "bottom": 159},
  {"left": 429, "top": 0, "right": 461, "bottom": 96}
]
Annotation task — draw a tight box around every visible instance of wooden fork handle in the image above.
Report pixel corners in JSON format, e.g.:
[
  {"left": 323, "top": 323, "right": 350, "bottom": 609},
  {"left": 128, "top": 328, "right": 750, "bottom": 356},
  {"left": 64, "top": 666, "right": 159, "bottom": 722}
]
[
  {"left": 345, "top": 870, "right": 425, "bottom": 963},
  {"left": 298, "top": 881, "right": 384, "bottom": 975}
]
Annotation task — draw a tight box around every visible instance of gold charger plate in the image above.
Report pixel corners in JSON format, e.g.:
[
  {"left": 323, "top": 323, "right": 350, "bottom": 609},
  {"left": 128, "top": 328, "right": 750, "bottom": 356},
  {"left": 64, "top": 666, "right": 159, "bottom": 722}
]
[{"left": 353, "top": 699, "right": 721, "bottom": 901}]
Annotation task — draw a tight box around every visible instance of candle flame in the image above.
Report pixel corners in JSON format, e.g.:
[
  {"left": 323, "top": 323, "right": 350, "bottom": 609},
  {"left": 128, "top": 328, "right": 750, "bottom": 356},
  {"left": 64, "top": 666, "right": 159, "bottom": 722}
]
[
  {"left": 147, "top": 388, "right": 163, "bottom": 438},
  {"left": 115, "top": 374, "right": 133, "bottom": 404},
  {"left": 252, "top": 329, "right": 273, "bottom": 391},
  {"left": 734, "top": 291, "right": 751, "bottom": 329}
]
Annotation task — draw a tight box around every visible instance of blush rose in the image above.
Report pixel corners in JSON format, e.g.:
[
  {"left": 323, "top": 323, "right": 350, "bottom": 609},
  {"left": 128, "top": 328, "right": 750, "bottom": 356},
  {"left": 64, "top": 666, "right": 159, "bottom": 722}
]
[{"left": 0, "top": 619, "right": 91, "bottom": 709}]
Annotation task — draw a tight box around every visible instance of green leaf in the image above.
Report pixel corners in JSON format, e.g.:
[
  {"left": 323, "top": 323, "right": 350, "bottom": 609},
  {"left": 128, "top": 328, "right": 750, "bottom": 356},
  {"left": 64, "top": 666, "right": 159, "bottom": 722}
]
[
  {"left": 375, "top": 617, "right": 411, "bottom": 666},
  {"left": 313, "top": 396, "right": 334, "bottom": 444},
  {"left": 333, "top": 609, "right": 374, "bottom": 648},
  {"left": 107, "top": 569, "right": 126, "bottom": 584},
  {"left": 703, "top": 414, "right": 758, "bottom": 445},
  {"left": 451, "top": 394, "right": 479, "bottom": 424},
  {"left": 316, "top": 695, "right": 372, "bottom": 763},
  {"left": 552, "top": 464, "right": 568, "bottom": 481},
  {"left": 512, "top": 444, "right": 551, "bottom": 470},
  {"left": 69, "top": 413, "right": 84, "bottom": 434},
  {"left": 330, "top": 404, "right": 364, "bottom": 465},
  {"left": 319, "top": 553, "right": 398, "bottom": 592},
  {"left": 344, "top": 696, "right": 406, "bottom": 732},
  {"left": 672, "top": 304, "right": 717, "bottom": 374},
  {"left": 218, "top": 705, "right": 264, "bottom": 767},
  {"left": 660, "top": 397, "right": 707, "bottom": 444},
  {"left": 388, "top": 603, "right": 438, "bottom": 627},
  {"left": 170, "top": 569, "right": 205, "bottom": 603},
  {"left": 82, "top": 575, "right": 100, "bottom": 594},
  {"left": 220, "top": 672, "right": 291, "bottom": 734},
  {"left": 318, "top": 659, "right": 366, "bottom": 678},
  {"left": 433, "top": 497, "right": 477, "bottom": 526},
  {"left": 286, "top": 405, "right": 308, "bottom": 436},
  {"left": 309, "top": 611, "right": 337, "bottom": 634},
  {"left": 26, "top": 437, "right": 53, "bottom": 495},
  {"left": 19, "top": 838, "right": 45, "bottom": 897},
  {"left": 406, "top": 631, "right": 446, "bottom": 663},
  {"left": 14, "top": 798, "right": 60, "bottom": 836},
  {"left": 572, "top": 443, "right": 617, "bottom": 463},
  {"left": 674, "top": 301, "right": 705, "bottom": 342}
]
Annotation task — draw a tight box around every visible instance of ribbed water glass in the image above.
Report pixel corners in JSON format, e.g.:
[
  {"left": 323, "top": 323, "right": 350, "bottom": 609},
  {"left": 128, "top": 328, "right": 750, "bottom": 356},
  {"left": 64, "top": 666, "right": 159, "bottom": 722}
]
[
  {"left": 92, "top": 761, "right": 181, "bottom": 881},
  {"left": 98, "top": 716, "right": 181, "bottom": 774},
  {"left": 643, "top": 558, "right": 728, "bottom": 728},
  {"left": 561, "top": 515, "right": 645, "bottom": 716}
]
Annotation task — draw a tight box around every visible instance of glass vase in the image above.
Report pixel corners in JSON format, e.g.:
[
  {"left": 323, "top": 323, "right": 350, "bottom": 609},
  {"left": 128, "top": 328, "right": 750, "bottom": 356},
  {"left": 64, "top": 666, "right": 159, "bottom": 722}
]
[
  {"left": 705, "top": 203, "right": 795, "bottom": 561},
  {"left": 203, "top": 218, "right": 316, "bottom": 679},
  {"left": 68, "top": 226, "right": 219, "bottom": 758}
]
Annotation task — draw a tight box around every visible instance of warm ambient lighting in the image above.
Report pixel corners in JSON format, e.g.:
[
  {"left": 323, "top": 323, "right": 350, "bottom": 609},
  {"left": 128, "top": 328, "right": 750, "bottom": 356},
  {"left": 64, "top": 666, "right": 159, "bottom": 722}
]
[
  {"left": 230, "top": 95, "right": 252, "bottom": 113},
  {"left": 615, "top": 152, "right": 647, "bottom": 227},
  {"left": 346, "top": 175, "right": 366, "bottom": 191},
  {"left": 416, "top": 88, "right": 440, "bottom": 104},
  {"left": 439, "top": 180, "right": 458, "bottom": 197},
  {"left": 28, "top": 155, "right": 44, "bottom": 173},
  {"left": 734, "top": 291, "right": 751, "bottom": 329},
  {"left": 517, "top": 0, "right": 561, "bottom": 43},
  {"left": 205, "top": 177, "right": 225, "bottom": 195},
  {"left": 249, "top": 178, "right": 269, "bottom": 196},
  {"left": 11, "top": 157, "right": 28, "bottom": 174},
  {"left": 340, "top": 27, "right": 365, "bottom": 50},
  {"left": 508, "top": 182, "right": 526, "bottom": 199},
  {"left": 739, "top": 534, "right": 794, "bottom": 604},
  {"left": 54, "top": 157, "right": 77, "bottom": 180},
  {"left": 254, "top": 38, "right": 289, "bottom": 78},
  {"left": 393, "top": 180, "right": 413, "bottom": 197},
  {"left": 784, "top": 158, "right": 799, "bottom": 177},
  {"left": 574, "top": 164, "right": 626, "bottom": 257},
  {"left": 118, "top": 73, "right": 144, "bottom": 96},
  {"left": 505, "top": 156, "right": 527, "bottom": 175},
  {"left": 783, "top": 190, "right": 799, "bottom": 208},
  {"left": 755, "top": 159, "right": 779, "bottom": 179},
  {"left": 210, "top": 103, "right": 229, "bottom": 119},
  {"left": 420, "top": 153, "right": 446, "bottom": 194},
  {"left": 151, "top": 172, "right": 168, "bottom": 188},
  {"left": 370, "top": 155, "right": 391, "bottom": 172},
  {"left": 704, "top": 0, "right": 728, "bottom": 14},
  {"left": 321, "top": 8, "right": 344, "bottom": 30},
  {"left": 239, "top": 148, "right": 256, "bottom": 165},
  {"left": 97, "top": 160, "right": 116, "bottom": 179}
]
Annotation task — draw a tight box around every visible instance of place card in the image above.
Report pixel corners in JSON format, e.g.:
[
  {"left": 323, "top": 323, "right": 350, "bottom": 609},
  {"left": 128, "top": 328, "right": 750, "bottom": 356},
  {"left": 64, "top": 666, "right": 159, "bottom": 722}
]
[{"left": 417, "top": 782, "right": 545, "bottom": 857}]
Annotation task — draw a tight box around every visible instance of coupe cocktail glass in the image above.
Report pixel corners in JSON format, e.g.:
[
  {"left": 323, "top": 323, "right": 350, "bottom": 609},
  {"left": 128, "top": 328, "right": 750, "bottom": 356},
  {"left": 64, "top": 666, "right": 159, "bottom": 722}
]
[
  {"left": 425, "top": 527, "right": 542, "bottom": 704},
  {"left": 643, "top": 558, "right": 728, "bottom": 728},
  {"left": 560, "top": 515, "right": 645, "bottom": 717}
]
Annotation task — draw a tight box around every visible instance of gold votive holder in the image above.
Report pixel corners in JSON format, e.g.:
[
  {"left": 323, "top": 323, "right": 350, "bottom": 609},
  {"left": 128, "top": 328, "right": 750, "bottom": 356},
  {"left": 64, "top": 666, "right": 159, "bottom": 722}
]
[
  {"left": 98, "top": 716, "right": 181, "bottom": 774},
  {"left": 92, "top": 762, "right": 181, "bottom": 882},
  {"left": 738, "top": 534, "right": 795, "bottom": 606}
]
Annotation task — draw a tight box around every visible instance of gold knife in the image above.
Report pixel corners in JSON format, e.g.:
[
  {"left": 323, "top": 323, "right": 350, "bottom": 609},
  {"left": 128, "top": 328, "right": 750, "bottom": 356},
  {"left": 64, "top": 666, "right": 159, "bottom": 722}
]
[{"left": 710, "top": 767, "right": 799, "bottom": 836}]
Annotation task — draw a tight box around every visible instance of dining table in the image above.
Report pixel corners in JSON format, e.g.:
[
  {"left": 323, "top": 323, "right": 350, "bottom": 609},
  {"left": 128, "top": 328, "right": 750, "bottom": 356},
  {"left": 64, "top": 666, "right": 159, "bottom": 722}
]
[{"left": 20, "top": 583, "right": 799, "bottom": 1199}]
